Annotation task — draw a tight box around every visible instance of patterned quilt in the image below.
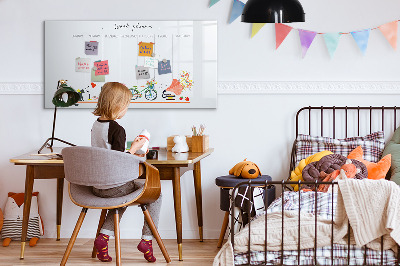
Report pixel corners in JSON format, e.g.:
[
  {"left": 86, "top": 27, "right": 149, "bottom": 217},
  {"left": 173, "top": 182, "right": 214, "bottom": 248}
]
[{"left": 234, "top": 191, "right": 397, "bottom": 265}]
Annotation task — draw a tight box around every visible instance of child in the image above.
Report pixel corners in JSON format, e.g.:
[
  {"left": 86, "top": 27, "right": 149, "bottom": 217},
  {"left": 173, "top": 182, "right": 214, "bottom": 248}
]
[{"left": 91, "top": 82, "right": 162, "bottom": 263}]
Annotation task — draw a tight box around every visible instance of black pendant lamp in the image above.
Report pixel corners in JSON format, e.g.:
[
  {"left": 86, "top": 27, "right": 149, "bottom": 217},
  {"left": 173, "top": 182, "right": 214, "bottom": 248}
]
[{"left": 241, "top": 0, "right": 305, "bottom": 23}]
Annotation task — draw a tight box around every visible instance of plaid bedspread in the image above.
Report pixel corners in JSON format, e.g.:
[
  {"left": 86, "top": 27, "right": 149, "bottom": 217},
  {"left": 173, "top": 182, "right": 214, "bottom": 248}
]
[{"left": 234, "top": 191, "right": 397, "bottom": 265}]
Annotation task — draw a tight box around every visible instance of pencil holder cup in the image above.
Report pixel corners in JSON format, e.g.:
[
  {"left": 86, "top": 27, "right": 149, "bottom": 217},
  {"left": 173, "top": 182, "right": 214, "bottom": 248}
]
[{"left": 191, "top": 135, "right": 209, "bottom": 153}]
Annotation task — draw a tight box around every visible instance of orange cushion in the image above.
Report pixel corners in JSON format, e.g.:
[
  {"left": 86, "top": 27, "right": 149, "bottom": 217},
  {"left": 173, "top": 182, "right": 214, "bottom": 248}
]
[{"left": 347, "top": 146, "right": 391, "bottom": 180}]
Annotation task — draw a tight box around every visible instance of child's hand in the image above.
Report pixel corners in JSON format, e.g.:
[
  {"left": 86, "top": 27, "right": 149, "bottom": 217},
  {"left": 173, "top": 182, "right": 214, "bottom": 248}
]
[
  {"left": 129, "top": 137, "right": 147, "bottom": 154},
  {"left": 134, "top": 149, "right": 149, "bottom": 157}
]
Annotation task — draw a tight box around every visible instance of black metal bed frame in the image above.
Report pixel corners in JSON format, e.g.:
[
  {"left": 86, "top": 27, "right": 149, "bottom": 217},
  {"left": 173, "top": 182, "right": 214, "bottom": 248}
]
[{"left": 230, "top": 106, "right": 400, "bottom": 266}]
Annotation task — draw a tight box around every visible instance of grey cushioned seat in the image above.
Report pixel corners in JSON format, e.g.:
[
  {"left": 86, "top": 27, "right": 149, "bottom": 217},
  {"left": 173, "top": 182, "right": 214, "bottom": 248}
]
[
  {"left": 69, "top": 180, "right": 145, "bottom": 208},
  {"left": 60, "top": 146, "right": 171, "bottom": 265}
]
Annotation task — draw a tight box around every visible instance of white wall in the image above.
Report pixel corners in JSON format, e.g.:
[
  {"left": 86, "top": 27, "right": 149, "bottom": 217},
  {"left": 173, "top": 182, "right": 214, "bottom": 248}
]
[{"left": 1, "top": 0, "right": 400, "bottom": 240}]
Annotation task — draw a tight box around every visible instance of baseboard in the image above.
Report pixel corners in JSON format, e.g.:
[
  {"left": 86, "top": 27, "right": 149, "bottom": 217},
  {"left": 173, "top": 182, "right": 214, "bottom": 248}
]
[{"left": 2, "top": 81, "right": 400, "bottom": 95}]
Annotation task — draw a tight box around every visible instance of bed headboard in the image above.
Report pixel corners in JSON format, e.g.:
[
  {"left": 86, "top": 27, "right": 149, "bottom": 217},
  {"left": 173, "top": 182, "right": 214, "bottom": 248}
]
[{"left": 290, "top": 106, "right": 400, "bottom": 179}]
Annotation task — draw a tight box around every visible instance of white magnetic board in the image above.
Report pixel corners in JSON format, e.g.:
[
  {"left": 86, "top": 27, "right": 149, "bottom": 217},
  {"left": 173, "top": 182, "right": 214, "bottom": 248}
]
[{"left": 45, "top": 21, "right": 217, "bottom": 109}]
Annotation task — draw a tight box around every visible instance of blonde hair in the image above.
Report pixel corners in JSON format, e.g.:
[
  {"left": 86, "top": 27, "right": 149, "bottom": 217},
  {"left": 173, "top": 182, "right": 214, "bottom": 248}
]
[{"left": 93, "top": 82, "right": 132, "bottom": 120}]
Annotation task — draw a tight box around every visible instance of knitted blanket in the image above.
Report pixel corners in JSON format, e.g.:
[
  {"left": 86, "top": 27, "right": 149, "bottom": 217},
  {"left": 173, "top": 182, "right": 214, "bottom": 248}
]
[
  {"left": 335, "top": 178, "right": 399, "bottom": 251},
  {"left": 213, "top": 179, "right": 400, "bottom": 266}
]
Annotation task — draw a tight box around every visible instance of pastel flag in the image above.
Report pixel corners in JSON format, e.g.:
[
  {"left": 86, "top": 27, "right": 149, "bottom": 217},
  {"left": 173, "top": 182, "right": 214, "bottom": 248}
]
[
  {"left": 229, "top": 0, "right": 245, "bottom": 24},
  {"left": 275, "top": 23, "right": 293, "bottom": 49},
  {"left": 378, "top": 21, "right": 398, "bottom": 50},
  {"left": 251, "top": 23, "right": 266, "bottom": 38},
  {"left": 323, "top": 33, "right": 341, "bottom": 58},
  {"left": 351, "top": 29, "right": 370, "bottom": 55},
  {"left": 298, "top": 29, "right": 317, "bottom": 58},
  {"left": 209, "top": 0, "right": 220, "bottom": 7}
]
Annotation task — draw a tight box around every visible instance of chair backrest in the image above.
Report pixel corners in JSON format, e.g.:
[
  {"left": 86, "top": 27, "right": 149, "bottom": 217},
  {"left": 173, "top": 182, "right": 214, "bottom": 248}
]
[{"left": 62, "top": 146, "right": 145, "bottom": 187}]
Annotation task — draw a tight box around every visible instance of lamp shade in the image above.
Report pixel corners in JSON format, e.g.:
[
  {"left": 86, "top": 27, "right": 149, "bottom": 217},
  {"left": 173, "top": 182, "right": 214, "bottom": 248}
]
[
  {"left": 241, "top": 0, "right": 305, "bottom": 23},
  {"left": 52, "top": 82, "right": 80, "bottom": 107}
]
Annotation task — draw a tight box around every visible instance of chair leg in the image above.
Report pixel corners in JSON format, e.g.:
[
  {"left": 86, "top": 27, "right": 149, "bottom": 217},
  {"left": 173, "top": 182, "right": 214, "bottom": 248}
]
[
  {"left": 217, "top": 211, "right": 230, "bottom": 248},
  {"left": 60, "top": 208, "right": 88, "bottom": 266},
  {"left": 91, "top": 209, "right": 108, "bottom": 258},
  {"left": 114, "top": 209, "right": 121, "bottom": 266},
  {"left": 141, "top": 205, "right": 171, "bottom": 263}
]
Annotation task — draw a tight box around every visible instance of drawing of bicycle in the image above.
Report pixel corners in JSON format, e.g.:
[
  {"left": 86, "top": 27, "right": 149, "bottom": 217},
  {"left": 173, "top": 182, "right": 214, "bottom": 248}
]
[{"left": 130, "top": 80, "right": 157, "bottom": 101}]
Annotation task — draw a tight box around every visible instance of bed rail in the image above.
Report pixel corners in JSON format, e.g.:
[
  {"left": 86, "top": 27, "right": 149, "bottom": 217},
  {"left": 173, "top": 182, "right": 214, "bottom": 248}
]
[
  {"left": 289, "top": 106, "right": 400, "bottom": 182},
  {"left": 230, "top": 180, "right": 400, "bottom": 266}
]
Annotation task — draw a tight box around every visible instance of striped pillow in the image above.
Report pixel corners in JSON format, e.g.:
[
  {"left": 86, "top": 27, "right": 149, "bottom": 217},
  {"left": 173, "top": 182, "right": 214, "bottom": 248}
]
[
  {"left": 294, "top": 131, "right": 385, "bottom": 166},
  {"left": 1, "top": 217, "right": 41, "bottom": 240}
]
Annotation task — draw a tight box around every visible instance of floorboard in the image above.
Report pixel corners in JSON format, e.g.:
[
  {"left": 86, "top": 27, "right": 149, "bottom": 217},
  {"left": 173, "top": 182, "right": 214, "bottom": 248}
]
[{"left": 0, "top": 239, "right": 222, "bottom": 265}]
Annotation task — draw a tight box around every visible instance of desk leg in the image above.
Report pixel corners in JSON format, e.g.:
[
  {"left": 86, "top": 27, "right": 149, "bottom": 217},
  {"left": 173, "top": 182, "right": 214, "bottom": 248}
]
[
  {"left": 193, "top": 161, "right": 203, "bottom": 242},
  {"left": 56, "top": 178, "right": 64, "bottom": 241},
  {"left": 20, "top": 165, "right": 35, "bottom": 259},
  {"left": 172, "top": 167, "right": 183, "bottom": 261}
]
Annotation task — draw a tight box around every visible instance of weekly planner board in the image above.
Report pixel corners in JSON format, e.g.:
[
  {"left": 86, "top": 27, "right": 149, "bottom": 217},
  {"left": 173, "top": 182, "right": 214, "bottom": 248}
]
[{"left": 45, "top": 21, "right": 217, "bottom": 108}]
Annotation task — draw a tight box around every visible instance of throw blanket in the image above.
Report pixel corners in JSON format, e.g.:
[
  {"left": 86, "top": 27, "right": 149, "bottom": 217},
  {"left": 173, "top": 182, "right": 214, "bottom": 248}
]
[{"left": 214, "top": 179, "right": 400, "bottom": 266}]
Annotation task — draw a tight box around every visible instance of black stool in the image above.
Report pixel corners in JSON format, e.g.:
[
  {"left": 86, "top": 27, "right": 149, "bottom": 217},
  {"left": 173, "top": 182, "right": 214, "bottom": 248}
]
[{"left": 215, "top": 175, "right": 275, "bottom": 248}]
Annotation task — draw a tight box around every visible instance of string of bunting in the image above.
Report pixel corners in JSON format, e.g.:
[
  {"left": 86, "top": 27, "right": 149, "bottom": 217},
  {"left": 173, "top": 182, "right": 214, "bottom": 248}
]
[{"left": 209, "top": 0, "right": 399, "bottom": 58}]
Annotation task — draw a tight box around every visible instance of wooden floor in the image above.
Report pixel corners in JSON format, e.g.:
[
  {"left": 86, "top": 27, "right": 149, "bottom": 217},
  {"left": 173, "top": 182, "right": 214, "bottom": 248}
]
[{"left": 0, "top": 239, "right": 221, "bottom": 265}]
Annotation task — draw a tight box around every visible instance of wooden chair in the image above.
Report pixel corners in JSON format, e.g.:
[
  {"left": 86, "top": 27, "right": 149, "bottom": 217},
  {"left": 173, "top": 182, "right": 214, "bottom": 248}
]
[{"left": 60, "top": 146, "right": 171, "bottom": 265}]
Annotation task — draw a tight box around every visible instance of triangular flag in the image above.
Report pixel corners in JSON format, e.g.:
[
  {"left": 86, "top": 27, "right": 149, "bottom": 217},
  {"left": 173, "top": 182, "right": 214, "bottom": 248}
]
[
  {"left": 298, "top": 29, "right": 317, "bottom": 58},
  {"left": 229, "top": 0, "right": 245, "bottom": 24},
  {"left": 209, "top": 0, "right": 220, "bottom": 7},
  {"left": 351, "top": 29, "right": 370, "bottom": 55},
  {"left": 275, "top": 23, "right": 293, "bottom": 49},
  {"left": 378, "top": 21, "right": 398, "bottom": 50},
  {"left": 323, "top": 33, "right": 341, "bottom": 58},
  {"left": 251, "top": 23, "right": 266, "bottom": 38}
]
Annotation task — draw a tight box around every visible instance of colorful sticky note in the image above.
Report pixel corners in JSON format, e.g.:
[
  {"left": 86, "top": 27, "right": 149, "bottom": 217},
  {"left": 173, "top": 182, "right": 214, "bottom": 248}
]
[
  {"left": 135, "top": 66, "right": 150, "bottom": 79},
  {"left": 158, "top": 60, "right": 172, "bottom": 75},
  {"left": 91, "top": 69, "right": 105, "bottom": 82},
  {"left": 94, "top": 60, "right": 109, "bottom": 76},
  {"left": 138, "top": 42, "right": 154, "bottom": 57},
  {"left": 85, "top": 41, "right": 98, "bottom": 55},
  {"left": 144, "top": 57, "right": 158, "bottom": 68},
  {"left": 75, "top": 58, "right": 91, "bottom": 72}
]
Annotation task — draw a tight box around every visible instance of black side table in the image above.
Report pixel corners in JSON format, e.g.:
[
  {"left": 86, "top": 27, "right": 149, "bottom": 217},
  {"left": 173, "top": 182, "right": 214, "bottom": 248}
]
[{"left": 215, "top": 175, "right": 275, "bottom": 248}]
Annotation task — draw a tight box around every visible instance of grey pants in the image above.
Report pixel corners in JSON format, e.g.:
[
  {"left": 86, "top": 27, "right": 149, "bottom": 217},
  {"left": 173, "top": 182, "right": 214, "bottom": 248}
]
[{"left": 92, "top": 180, "right": 162, "bottom": 240}]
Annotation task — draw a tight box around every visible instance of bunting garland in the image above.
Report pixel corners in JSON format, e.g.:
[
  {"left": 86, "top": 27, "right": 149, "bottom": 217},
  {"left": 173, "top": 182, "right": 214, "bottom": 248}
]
[
  {"left": 209, "top": 0, "right": 220, "bottom": 8},
  {"left": 378, "top": 21, "right": 398, "bottom": 50},
  {"left": 251, "top": 23, "right": 266, "bottom": 38},
  {"left": 229, "top": 0, "right": 245, "bottom": 24},
  {"left": 275, "top": 23, "right": 292, "bottom": 49},
  {"left": 208, "top": 1, "right": 399, "bottom": 58},
  {"left": 298, "top": 30, "right": 317, "bottom": 58},
  {"left": 351, "top": 29, "right": 370, "bottom": 55}
]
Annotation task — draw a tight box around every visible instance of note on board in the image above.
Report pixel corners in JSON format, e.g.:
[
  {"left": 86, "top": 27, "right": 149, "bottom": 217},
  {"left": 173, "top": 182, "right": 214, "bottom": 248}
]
[
  {"left": 91, "top": 69, "right": 105, "bottom": 82},
  {"left": 94, "top": 60, "right": 109, "bottom": 76},
  {"left": 136, "top": 66, "right": 150, "bottom": 79},
  {"left": 138, "top": 42, "right": 154, "bottom": 57},
  {"left": 85, "top": 41, "right": 99, "bottom": 55},
  {"left": 158, "top": 60, "right": 172, "bottom": 75},
  {"left": 75, "top": 58, "right": 91, "bottom": 72},
  {"left": 144, "top": 57, "right": 158, "bottom": 68}
]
